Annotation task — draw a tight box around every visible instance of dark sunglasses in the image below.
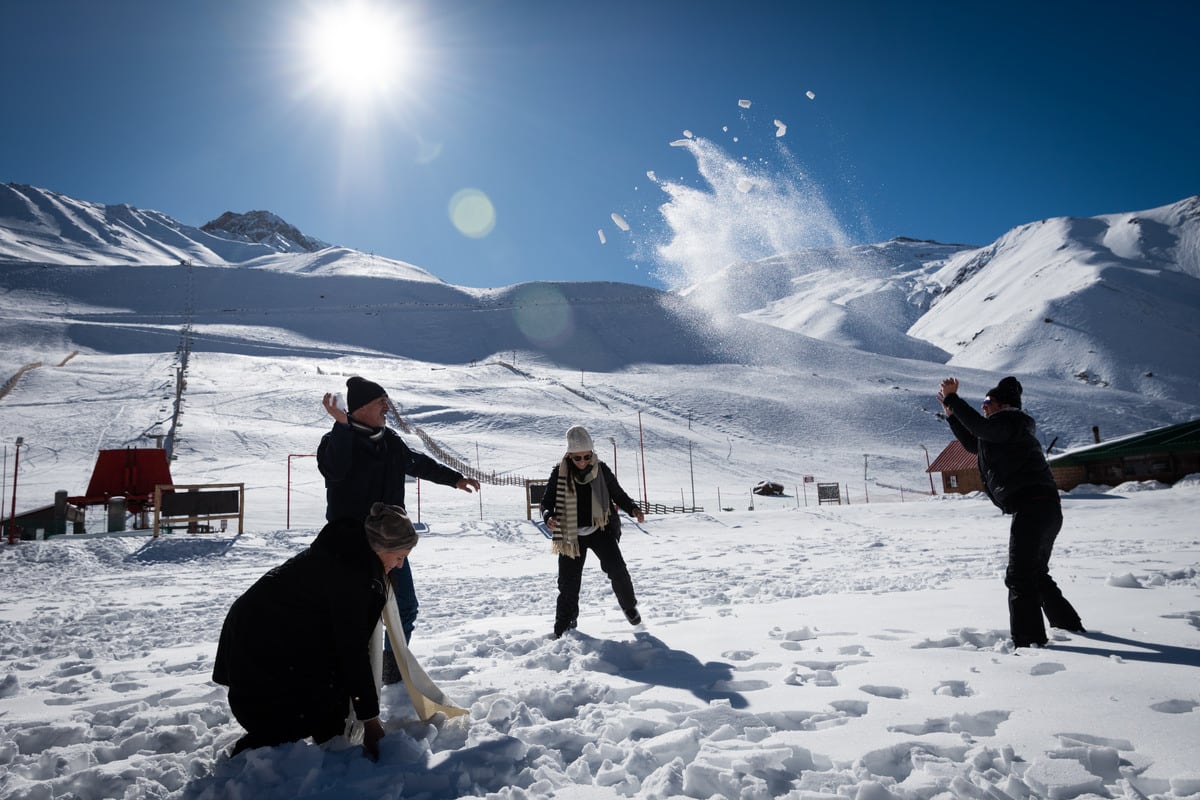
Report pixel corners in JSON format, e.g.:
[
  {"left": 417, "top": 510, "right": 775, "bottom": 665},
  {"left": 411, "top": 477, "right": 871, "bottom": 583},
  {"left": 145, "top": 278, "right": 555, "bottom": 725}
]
[
  {"left": 569, "top": 453, "right": 594, "bottom": 463},
  {"left": 982, "top": 398, "right": 992, "bottom": 406}
]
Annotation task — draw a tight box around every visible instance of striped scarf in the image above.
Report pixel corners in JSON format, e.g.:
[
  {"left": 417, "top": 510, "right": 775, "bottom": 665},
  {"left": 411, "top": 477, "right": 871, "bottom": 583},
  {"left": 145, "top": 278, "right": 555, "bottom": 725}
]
[{"left": 552, "top": 457, "right": 611, "bottom": 559}]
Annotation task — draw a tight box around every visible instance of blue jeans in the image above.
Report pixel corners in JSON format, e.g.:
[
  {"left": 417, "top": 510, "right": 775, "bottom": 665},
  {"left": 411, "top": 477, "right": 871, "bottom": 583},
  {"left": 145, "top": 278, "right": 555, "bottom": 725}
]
[{"left": 386, "top": 558, "right": 418, "bottom": 647}]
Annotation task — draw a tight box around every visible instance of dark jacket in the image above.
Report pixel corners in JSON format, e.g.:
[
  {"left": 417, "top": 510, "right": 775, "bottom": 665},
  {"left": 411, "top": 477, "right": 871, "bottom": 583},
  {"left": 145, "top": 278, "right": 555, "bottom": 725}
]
[
  {"left": 540, "top": 461, "right": 640, "bottom": 532},
  {"left": 318, "top": 422, "right": 465, "bottom": 522},
  {"left": 212, "top": 518, "right": 388, "bottom": 720},
  {"left": 944, "top": 394, "right": 1058, "bottom": 513}
]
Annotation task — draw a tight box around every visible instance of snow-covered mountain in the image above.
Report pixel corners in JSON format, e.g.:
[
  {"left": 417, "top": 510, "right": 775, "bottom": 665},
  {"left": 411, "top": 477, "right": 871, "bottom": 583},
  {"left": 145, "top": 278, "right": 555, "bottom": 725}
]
[
  {"left": 909, "top": 197, "right": 1200, "bottom": 400},
  {"left": 0, "top": 183, "right": 440, "bottom": 282},
  {"left": 681, "top": 197, "right": 1200, "bottom": 401},
  {"left": 680, "top": 238, "right": 973, "bottom": 362},
  {"left": 1, "top": 183, "right": 1198, "bottom": 417}
]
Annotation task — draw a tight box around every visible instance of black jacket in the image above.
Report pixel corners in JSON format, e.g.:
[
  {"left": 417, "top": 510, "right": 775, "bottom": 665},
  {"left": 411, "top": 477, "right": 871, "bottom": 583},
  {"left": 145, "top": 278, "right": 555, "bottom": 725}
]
[
  {"left": 212, "top": 518, "right": 388, "bottom": 720},
  {"left": 540, "top": 460, "right": 640, "bottom": 532},
  {"left": 944, "top": 394, "right": 1058, "bottom": 513},
  {"left": 318, "top": 422, "right": 464, "bottom": 522}
]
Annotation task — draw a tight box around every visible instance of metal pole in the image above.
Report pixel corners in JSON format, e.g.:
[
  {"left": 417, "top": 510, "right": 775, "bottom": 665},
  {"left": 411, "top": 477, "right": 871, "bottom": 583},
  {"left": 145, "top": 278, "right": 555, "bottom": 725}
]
[
  {"left": 863, "top": 454, "right": 869, "bottom": 503},
  {"left": 8, "top": 437, "right": 23, "bottom": 544},
  {"left": 687, "top": 413, "right": 695, "bottom": 509},
  {"left": 1, "top": 445, "right": 6, "bottom": 534},
  {"left": 286, "top": 454, "right": 317, "bottom": 529},
  {"left": 921, "top": 445, "right": 936, "bottom": 495},
  {"left": 476, "top": 442, "right": 483, "bottom": 521},
  {"left": 638, "top": 411, "right": 647, "bottom": 510},
  {"left": 608, "top": 437, "right": 617, "bottom": 478}
]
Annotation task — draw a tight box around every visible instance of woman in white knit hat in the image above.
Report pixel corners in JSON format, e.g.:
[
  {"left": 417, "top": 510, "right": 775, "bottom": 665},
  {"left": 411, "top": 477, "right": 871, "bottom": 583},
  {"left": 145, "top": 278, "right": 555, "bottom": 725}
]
[{"left": 540, "top": 425, "right": 645, "bottom": 638}]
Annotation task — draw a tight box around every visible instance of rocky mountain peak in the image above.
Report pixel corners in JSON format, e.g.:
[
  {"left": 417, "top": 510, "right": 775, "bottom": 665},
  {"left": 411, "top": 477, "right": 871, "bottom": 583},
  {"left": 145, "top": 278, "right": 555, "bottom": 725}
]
[{"left": 201, "top": 210, "right": 328, "bottom": 253}]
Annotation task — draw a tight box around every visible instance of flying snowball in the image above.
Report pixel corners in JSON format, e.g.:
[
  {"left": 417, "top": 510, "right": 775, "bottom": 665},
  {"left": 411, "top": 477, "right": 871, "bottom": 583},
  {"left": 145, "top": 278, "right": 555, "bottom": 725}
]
[
  {"left": 611, "top": 213, "right": 630, "bottom": 231},
  {"left": 683, "top": 130, "right": 693, "bottom": 138},
  {"left": 806, "top": 90, "right": 816, "bottom": 100},
  {"left": 669, "top": 139, "right": 691, "bottom": 147},
  {"left": 736, "top": 178, "right": 754, "bottom": 193},
  {"left": 738, "top": 99, "right": 751, "bottom": 108},
  {"left": 773, "top": 119, "right": 787, "bottom": 137},
  {"left": 597, "top": 229, "right": 606, "bottom": 244},
  {"left": 646, "top": 170, "right": 657, "bottom": 181}
]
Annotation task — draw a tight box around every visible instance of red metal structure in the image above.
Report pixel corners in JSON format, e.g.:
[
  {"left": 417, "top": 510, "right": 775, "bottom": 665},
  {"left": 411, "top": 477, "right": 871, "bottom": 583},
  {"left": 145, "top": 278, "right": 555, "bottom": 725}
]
[{"left": 69, "top": 448, "right": 175, "bottom": 518}]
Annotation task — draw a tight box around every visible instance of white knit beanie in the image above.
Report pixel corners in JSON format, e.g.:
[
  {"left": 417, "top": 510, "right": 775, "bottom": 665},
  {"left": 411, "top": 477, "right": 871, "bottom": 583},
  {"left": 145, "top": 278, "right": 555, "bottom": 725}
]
[{"left": 565, "top": 425, "right": 593, "bottom": 453}]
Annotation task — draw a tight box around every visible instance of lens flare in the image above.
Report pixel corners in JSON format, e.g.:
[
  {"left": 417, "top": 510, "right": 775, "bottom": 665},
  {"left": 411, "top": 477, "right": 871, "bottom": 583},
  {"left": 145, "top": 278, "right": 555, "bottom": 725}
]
[
  {"left": 449, "top": 189, "right": 496, "bottom": 239},
  {"left": 511, "top": 284, "right": 573, "bottom": 346}
]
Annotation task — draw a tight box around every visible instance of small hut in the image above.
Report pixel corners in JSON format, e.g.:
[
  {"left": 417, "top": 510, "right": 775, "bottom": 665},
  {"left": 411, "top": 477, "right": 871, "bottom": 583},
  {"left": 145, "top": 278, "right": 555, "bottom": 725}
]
[
  {"left": 1048, "top": 419, "right": 1200, "bottom": 490},
  {"left": 926, "top": 440, "right": 982, "bottom": 495}
]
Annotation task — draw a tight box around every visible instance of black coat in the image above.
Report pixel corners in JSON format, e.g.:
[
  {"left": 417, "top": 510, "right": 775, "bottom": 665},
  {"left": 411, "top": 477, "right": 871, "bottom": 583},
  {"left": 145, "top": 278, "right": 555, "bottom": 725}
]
[
  {"left": 318, "top": 422, "right": 464, "bottom": 522},
  {"left": 540, "top": 461, "right": 640, "bottom": 532},
  {"left": 944, "top": 394, "right": 1058, "bottom": 513},
  {"left": 212, "top": 518, "right": 388, "bottom": 720}
]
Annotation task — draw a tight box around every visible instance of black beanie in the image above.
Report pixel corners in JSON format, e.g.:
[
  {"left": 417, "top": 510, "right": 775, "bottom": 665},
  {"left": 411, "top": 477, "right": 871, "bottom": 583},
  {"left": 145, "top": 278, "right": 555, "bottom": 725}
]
[
  {"left": 346, "top": 376, "right": 387, "bottom": 413},
  {"left": 986, "top": 376, "right": 1023, "bottom": 409}
]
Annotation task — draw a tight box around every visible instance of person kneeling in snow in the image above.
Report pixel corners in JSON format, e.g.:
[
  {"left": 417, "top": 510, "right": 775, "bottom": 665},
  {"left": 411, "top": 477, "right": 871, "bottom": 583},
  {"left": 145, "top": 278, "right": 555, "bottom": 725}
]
[
  {"left": 212, "top": 503, "right": 417, "bottom": 759},
  {"left": 541, "top": 425, "right": 645, "bottom": 638}
]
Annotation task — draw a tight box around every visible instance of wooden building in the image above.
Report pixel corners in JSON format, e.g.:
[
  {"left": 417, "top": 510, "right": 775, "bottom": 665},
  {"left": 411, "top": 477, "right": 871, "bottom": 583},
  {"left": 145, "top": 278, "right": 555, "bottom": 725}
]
[
  {"left": 926, "top": 440, "right": 983, "bottom": 495},
  {"left": 1048, "top": 419, "right": 1200, "bottom": 490}
]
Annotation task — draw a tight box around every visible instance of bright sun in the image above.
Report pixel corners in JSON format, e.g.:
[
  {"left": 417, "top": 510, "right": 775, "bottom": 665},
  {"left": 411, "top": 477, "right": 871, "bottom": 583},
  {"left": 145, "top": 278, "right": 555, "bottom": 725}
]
[{"left": 300, "top": 1, "right": 413, "bottom": 105}]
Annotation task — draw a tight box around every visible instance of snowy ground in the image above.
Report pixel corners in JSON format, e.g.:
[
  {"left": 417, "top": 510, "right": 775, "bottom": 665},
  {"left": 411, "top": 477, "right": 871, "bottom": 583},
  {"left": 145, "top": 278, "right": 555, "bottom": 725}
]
[{"left": 2, "top": 479, "right": 1198, "bottom": 800}]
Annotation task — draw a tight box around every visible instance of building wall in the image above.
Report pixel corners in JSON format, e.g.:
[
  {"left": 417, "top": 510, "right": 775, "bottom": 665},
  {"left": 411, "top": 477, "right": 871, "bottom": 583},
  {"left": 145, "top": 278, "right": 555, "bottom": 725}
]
[{"left": 941, "top": 470, "right": 983, "bottom": 495}]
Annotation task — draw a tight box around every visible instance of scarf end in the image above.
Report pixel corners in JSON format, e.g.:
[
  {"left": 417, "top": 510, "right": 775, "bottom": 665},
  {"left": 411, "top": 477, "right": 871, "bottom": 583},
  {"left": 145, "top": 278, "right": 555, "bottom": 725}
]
[{"left": 551, "top": 539, "right": 581, "bottom": 559}]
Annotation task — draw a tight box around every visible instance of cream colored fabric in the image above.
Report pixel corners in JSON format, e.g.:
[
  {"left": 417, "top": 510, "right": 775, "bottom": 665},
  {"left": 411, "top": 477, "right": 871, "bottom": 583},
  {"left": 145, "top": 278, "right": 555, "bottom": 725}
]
[{"left": 360, "top": 587, "right": 469, "bottom": 725}]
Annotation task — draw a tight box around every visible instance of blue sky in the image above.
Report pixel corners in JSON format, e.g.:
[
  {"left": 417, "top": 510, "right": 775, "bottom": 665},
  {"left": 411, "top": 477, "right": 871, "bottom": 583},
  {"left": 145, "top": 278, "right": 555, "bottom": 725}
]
[{"left": 3, "top": 1, "right": 1197, "bottom": 289}]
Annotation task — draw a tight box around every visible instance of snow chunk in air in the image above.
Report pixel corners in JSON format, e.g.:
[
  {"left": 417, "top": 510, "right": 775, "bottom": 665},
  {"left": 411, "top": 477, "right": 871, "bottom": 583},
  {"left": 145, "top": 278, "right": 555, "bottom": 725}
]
[{"left": 611, "top": 213, "right": 630, "bottom": 232}]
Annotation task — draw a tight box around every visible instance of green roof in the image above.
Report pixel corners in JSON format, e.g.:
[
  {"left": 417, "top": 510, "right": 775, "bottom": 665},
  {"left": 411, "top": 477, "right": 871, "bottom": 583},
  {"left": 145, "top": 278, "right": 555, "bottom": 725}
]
[{"left": 1048, "top": 418, "right": 1200, "bottom": 466}]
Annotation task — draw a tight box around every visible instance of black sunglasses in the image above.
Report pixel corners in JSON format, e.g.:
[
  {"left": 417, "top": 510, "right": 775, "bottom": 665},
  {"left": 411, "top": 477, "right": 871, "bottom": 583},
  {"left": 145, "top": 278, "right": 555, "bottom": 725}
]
[{"left": 569, "top": 453, "right": 594, "bottom": 463}]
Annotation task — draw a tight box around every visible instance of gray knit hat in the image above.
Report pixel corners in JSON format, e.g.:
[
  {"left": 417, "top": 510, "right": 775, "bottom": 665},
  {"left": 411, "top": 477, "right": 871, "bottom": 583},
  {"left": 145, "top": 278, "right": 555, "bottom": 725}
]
[
  {"left": 565, "top": 425, "right": 593, "bottom": 453},
  {"left": 365, "top": 503, "right": 418, "bottom": 552}
]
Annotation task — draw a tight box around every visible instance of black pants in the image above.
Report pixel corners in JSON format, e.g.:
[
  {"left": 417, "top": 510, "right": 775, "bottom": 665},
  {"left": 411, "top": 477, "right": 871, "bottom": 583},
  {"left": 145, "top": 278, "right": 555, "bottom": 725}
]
[
  {"left": 556, "top": 525, "right": 637, "bottom": 631},
  {"left": 1005, "top": 498, "right": 1082, "bottom": 646},
  {"left": 228, "top": 688, "right": 347, "bottom": 756}
]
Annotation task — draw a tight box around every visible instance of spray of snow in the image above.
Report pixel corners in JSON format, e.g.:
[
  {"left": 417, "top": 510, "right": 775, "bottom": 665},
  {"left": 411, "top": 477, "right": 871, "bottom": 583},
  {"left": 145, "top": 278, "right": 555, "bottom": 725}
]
[{"left": 647, "top": 135, "right": 853, "bottom": 302}]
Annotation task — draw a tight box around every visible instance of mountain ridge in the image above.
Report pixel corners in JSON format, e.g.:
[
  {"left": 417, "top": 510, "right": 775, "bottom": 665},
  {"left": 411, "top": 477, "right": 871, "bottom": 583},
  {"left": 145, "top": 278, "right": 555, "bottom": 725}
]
[{"left": 2, "top": 183, "right": 1198, "bottom": 404}]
